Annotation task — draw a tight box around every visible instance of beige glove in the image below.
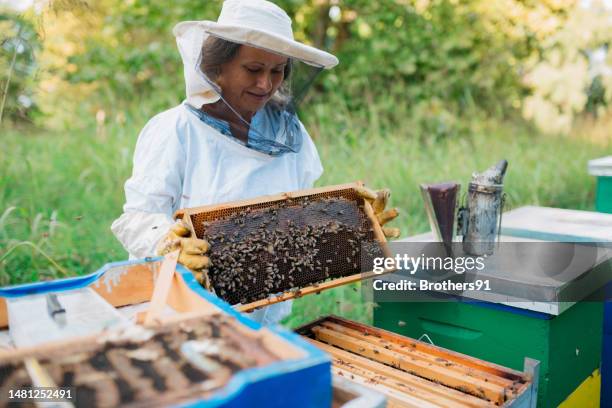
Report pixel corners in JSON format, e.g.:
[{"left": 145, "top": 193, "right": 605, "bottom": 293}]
[
  {"left": 156, "top": 220, "right": 212, "bottom": 287},
  {"left": 355, "top": 186, "right": 401, "bottom": 239}
]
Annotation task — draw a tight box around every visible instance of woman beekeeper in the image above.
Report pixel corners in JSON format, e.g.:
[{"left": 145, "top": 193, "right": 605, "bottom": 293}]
[{"left": 111, "top": 0, "right": 399, "bottom": 325}]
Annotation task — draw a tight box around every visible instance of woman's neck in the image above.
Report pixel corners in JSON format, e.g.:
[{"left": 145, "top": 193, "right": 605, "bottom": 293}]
[
  {"left": 201, "top": 102, "right": 251, "bottom": 143},
  {"left": 201, "top": 101, "right": 254, "bottom": 123}
]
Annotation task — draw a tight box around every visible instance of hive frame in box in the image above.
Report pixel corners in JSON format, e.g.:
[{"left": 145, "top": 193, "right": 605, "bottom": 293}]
[
  {"left": 298, "top": 315, "right": 540, "bottom": 408},
  {"left": 0, "top": 259, "right": 333, "bottom": 408},
  {"left": 177, "top": 182, "right": 395, "bottom": 312}
]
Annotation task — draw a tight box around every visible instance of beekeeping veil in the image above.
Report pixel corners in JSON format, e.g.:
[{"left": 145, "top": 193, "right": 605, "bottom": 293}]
[{"left": 173, "top": 0, "right": 338, "bottom": 156}]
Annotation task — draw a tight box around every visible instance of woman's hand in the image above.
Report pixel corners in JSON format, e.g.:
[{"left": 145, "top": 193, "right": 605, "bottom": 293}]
[
  {"left": 157, "top": 220, "right": 212, "bottom": 286},
  {"left": 355, "top": 186, "right": 401, "bottom": 239}
]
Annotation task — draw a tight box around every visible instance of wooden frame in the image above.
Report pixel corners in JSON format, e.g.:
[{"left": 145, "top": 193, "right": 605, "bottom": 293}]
[
  {"left": 0, "top": 309, "right": 305, "bottom": 362},
  {"left": 298, "top": 315, "right": 535, "bottom": 408},
  {"left": 177, "top": 182, "right": 396, "bottom": 312}
]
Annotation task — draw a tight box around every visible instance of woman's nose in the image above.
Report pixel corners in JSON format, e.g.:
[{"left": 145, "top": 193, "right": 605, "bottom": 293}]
[{"left": 255, "top": 73, "right": 273, "bottom": 92}]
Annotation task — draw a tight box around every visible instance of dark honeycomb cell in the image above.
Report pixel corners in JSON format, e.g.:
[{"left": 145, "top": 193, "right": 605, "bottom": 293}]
[{"left": 187, "top": 189, "right": 386, "bottom": 305}]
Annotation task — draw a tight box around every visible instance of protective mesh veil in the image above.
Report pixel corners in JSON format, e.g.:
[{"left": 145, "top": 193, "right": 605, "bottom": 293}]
[{"left": 193, "top": 34, "right": 323, "bottom": 156}]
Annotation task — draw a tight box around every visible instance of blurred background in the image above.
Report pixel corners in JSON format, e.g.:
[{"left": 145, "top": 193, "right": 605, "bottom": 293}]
[{"left": 1, "top": 0, "right": 611, "bottom": 326}]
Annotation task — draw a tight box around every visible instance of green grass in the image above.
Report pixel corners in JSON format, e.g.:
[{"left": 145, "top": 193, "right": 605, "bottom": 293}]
[{"left": 1, "top": 102, "right": 610, "bottom": 328}]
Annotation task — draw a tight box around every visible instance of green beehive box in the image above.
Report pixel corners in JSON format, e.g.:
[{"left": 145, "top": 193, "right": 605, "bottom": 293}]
[
  {"left": 374, "top": 206, "right": 610, "bottom": 407},
  {"left": 374, "top": 300, "right": 603, "bottom": 408},
  {"left": 589, "top": 156, "right": 612, "bottom": 213}
]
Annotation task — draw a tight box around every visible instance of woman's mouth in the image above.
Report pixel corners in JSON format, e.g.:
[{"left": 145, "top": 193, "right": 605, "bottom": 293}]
[{"left": 246, "top": 91, "right": 269, "bottom": 102}]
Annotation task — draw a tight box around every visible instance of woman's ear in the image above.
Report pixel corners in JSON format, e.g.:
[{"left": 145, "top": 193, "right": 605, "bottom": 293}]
[{"left": 214, "top": 67, "right": 225, "bottom": 88}]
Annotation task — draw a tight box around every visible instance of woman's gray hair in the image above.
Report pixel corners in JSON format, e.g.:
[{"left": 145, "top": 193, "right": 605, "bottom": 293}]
[{"left": 200, "top": 36, "right": 292, "bottom": 109}]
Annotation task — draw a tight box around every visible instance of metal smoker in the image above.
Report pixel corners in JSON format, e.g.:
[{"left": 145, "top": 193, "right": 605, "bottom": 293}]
[
  {"left": 421, "top": 160, "right": 508, "bottom": 257},
  {"left": 458, "top": 160, "right": 508, "bottom": 256}
]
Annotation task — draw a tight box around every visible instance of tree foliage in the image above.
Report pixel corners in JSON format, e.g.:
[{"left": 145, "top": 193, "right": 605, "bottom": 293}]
[
  {"left": 1, "top": 0, "right": 611, "bottom": 136},
  {"left": 0, "top": 11, "right": 39, "bottom": 125},
  {"left": 522, "top": 0, "right": 612, "bottom": 134}
]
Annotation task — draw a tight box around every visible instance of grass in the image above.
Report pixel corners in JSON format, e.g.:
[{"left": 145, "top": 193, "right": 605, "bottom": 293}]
[{"left": 1, "top": 101, "right": 610, "bottom": 328}]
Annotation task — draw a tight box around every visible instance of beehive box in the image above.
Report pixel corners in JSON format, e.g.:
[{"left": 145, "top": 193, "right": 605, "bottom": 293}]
[
  {"left": 588, "top": 156, "right": 612, "bottom": 213},
  {"left": 298, "top": 316, "right": 539, "bottom": 408},
  {"left": 0, "top": 259, "right": 332, "bottom": 408},
  {"left": 179, "top": 182, "right": 392, "bottom": 310}
]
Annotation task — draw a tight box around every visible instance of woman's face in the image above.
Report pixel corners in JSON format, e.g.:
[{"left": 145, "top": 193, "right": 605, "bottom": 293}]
[{"left": 216, "top": 45, "right": 288, "bottom": 120}]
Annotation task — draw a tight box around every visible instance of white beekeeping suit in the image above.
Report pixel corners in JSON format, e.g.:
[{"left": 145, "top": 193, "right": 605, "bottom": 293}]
[{"left": 111, "top": 0, "right": 338, "bottom": 325}]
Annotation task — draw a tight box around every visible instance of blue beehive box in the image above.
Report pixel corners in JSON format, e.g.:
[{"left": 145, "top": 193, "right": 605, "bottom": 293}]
[
  {"left": 0, "top": 258, "right": 332, "bottom": 407},
  {"left": 601, "top": 283, "right": 612, "bottom": 407}
]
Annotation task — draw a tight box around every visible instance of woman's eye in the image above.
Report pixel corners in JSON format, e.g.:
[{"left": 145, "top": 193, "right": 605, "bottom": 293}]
[{"left": 246, "top": 67, "right": 260, "bottom": 73}]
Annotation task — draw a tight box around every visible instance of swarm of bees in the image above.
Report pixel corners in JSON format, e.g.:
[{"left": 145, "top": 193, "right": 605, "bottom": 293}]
[
  {"left": 200, "top": 196, "right": 384, "bottom": 305},
  {"left": 0, "top": 315, "right": 279, "bottom": 407}
]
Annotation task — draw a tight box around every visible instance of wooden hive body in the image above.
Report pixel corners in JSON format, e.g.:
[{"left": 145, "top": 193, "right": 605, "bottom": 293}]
[{"left": 298, "top": 316, "right": 538, "bottom": 408}]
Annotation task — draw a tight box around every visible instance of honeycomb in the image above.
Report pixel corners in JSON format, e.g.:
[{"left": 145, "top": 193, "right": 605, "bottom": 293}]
[{"left": 186, "top": 187, "right": 386, "bottom": 305}]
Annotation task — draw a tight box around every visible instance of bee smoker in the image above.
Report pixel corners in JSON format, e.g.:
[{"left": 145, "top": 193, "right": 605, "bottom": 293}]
[
  {"left": 457, "top": 160, "right": 508, "bottom": 256},
  {"left": 420, "top": 182, "right": 460, "bottom": 256},
  {"left": 420, "top": 160, "right": 508, "bottom": 257}
]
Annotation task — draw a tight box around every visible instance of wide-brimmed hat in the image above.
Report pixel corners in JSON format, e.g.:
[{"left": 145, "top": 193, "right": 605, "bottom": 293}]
[
  {"left": 174, "top": 0, "right": 338, "bottom": 107},
  {"left": 174, "top": 0, "right": 338, "bottom": 68}
]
